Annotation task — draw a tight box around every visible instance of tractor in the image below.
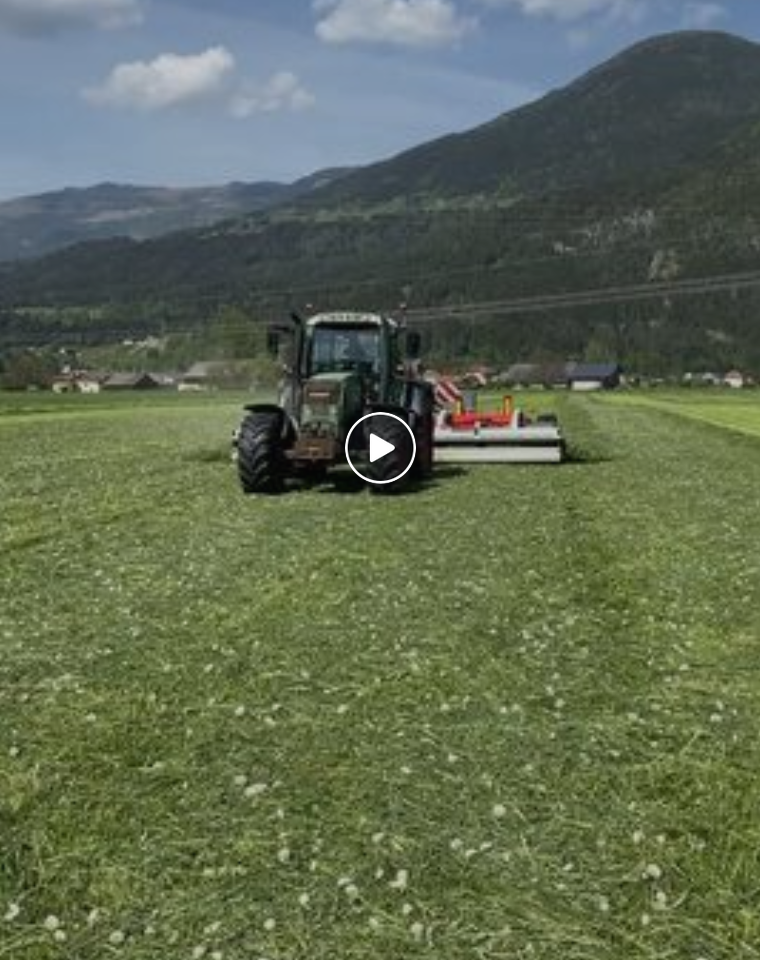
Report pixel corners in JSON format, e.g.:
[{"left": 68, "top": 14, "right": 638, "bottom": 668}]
[{"left": 235, "top": 310, "right": 434, "bottom": 494}]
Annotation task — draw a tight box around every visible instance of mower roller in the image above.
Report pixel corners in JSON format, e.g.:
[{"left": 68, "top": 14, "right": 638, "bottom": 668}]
[{"left": 433, "top": 394, "right": 564, "bottom": 464}]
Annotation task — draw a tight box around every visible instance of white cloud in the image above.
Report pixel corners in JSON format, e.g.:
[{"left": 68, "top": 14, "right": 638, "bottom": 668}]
[
  {"left": 229, "top": 72, "right": 316, "bottom": 118},
  {"left": 0, "top": 0, "right": 141, "bottom": 35},
  {"left": 314, "top": 0, "right": 476, "bottom": 48},
  {"left": 84, "top": 47, "right": 236, "bottom": 111},
  {"left": 681, "top": 2, "right": 726, "bottom": 28}
]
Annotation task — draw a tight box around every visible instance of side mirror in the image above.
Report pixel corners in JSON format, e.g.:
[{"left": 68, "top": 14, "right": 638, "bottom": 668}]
[{"left": 405, "top": 330, "right": 422, "bottom": 360}]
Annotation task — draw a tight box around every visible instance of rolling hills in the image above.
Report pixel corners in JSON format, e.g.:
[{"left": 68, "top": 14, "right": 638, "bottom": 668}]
[{"left": 0, "top": 169, "right": 353, "bottom": 262}]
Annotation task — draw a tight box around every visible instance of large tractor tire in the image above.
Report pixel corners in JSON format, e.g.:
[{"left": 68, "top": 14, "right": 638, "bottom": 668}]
[
  {"left": 237, "top": 410, "right": 289, "bottom": 494},
  {"left": 412, "top": 409, "right": 434, "bottom": 480},
  {"left": 366, "top": 413, "right": 415, "bottom": 493},
  {"left": 408, "top": 383, "right": 434, "bottom": 480}
]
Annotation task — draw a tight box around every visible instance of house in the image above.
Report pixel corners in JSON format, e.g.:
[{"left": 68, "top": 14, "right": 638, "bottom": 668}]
[
  {"left": 50, "top": 370, "right": 107, "bottom": 393},
  {"left": 684, "top": 371, "right": 722, "bottom": 387},
  {"left": 179, "top": 361, "right": 230, "bottom": 391},
  {"left": 51, "top": 374, "right": 76, "bottom": 394},
  {"left": 101, "top": 372, "right": 160, "bottom": 391},
  {"left": 76, "top": 371, "right": 107, "bottom": 393},
  {"left": 724, "top": 370, "right": 745, "bottom": 389},
  {"left": 565, "top": 362, "right": 622, "bottom": 391},
  {"left": 502, "top": 363, "right": 542, "bottom": 388},
  {"left": 179, "top": 360, "right": 253, "bottom": 391},
  {"left": 499, "top": 363, "right": 568, "bottom": 389}
]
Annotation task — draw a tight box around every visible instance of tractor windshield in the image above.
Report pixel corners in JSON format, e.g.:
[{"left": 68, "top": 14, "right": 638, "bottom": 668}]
[{"left": 308, "top": 325, "right": 381, "bottom": 377}]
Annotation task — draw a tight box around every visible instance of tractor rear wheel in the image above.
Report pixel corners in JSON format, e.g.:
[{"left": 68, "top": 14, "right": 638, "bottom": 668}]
[
  {"left": 237, "top": 410, "right": 288, "bottom": 494},
  {"left": 366, "top": 414, "right": 414, "bottom": 493},
  {"left": 412, "top": 409, "right": 434, "bottom": 480}
]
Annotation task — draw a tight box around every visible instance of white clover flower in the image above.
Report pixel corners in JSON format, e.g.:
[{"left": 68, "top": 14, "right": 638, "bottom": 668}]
[
  {"left": 234, "top": 705, "right": 246, "bottom": 717},
  {"left": 343, "top": 884, "right": 359, "bottom": 901},
  {"left": 263, "top": 917, "right": 276, "bottom": 932},
  {"left": 389, "top": 869, "right": 409, "bottom": 892},
  {"left": 401, "top": 902, "right": 414, "bottom": 917},
  {"left": 233, "top": 774, "right": 248, "bottom": 788},
  {"left": 298, "top": 893, "right": 310, "bottom": 908},
  {"left": 492, "top": 803, "right": 507, "bottom": 819},
  {"left": 643, "top": 863, "right": 663, "bottom": 880},
  {"left": 244, "top": 783, "right": 267, "bottom": 799},
  {"left": 371, "top": 831, "right": 385, "bottom": 845},
  {"left": 203, "top": 921, "right": 221, "bottom": 936},
  {"left": 43, "top": 915, "right": 61, "bottom": 931},
  {"left": 53, "top": 930, "right": 67, "bottom": 943},
  {"left": 597, "top": 895, "right": 610, "bottom": 913},
  {"left": 632, "top": 829, "right": 645, "bottom": 845},
  {"left": 192, "top": 946, "right": 207, "bottom": 960},
  {"left": 277, "top": 847, "right": 291, "bottom": 865},
  {"left": 108, "top": 930, "right": 126, "bottom": 946},
  {"left": 8, "top": 746, "right": 20, "bottom": 758},
  {"left": 410, "top": 921, "right": 425, "bottom": 941},
  {"left": 653, "top": 890, "right": 668, "bottom": 910}
]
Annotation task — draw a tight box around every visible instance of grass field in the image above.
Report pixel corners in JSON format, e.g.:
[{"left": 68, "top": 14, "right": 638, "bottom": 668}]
[
  {"left": 1, "top": 390, "right": 760, "bottom": 959},
  {"left": 601, "top": 389, "right": 760, "bottom": 439}
]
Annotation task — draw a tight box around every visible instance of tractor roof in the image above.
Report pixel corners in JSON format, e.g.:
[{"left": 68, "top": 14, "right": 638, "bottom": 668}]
[{"left": 306, "top": 311, "right": 397, "bottom": 329}]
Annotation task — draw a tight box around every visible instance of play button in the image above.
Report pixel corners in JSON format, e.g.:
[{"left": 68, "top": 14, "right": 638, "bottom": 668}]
[
  {"left": 369, "top": 432, "right": 395, "bottom": 463},
  {"left": 345, "top": 412, "right": 417, "bottom": 486}
]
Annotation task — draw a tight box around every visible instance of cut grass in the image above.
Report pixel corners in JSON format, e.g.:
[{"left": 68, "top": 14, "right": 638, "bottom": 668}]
[
  {"left": 1, "top": 391, "right": 759, "bottom": 958},
  {"left": 605, "top": 389, "right": 760, "bottom": 440}
]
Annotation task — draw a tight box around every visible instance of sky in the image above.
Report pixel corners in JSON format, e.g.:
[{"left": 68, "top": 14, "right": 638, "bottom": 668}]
[{"left": 0, "top": 0, "right": 756, "bottom": 200}]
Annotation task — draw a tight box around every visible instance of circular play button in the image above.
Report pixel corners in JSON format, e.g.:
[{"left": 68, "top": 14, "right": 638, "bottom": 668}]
[{"left": 345, "top": 412, "right": 417, "bottom": 485}]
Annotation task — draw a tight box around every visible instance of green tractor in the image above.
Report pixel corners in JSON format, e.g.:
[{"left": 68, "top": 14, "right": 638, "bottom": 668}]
[{"left": 235, "top": 310, "right": 434, "bottom": 494}]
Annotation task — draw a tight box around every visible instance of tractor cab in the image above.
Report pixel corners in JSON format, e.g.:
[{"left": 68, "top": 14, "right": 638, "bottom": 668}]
[{"left": 302, "top": 312, "right": 399, "bottom": 402}]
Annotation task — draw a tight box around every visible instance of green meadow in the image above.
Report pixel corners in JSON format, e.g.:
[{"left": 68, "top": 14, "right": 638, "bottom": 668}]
[{"left": 1, "top": 390, "right": 759, "bottom": 959}]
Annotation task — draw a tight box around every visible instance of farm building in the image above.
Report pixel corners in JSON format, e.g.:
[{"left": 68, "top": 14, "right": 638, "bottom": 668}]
[
  {"left": 179, "top": 361, "right": 233, "bottom": 391},
  {"left": 501, "top": 363, "right": 542, "bottom": 388},
  {"left": 724, "top": 370, "right": 746, "bottom": 389},
  {"left": 179, "top": 360, "right": 254, "bottom": 391},
  {"left": 51, "top": 370, "right": 107, "bottom": 393},
  {"left": 500, "top": 363, "right": 569, "bottom": 389},
  {"left": 101, "top": 372, "right": 160, "bottom": 391},
  {"left": 565, "top": 362, "right": 622, "bottom": 391}
]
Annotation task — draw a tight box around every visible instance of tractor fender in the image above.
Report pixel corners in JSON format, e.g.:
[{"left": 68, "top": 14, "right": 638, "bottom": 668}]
[
  {"left": 242, "top": 403, "right": 296, "bottom": 443},
  {"left": 405, "top": 381, "right": 435, "bottom": 421}
]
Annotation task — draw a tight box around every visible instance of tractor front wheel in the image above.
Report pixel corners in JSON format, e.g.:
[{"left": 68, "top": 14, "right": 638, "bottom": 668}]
[{"left": 237, "top": 411, "right": 288, "bottom": 494}]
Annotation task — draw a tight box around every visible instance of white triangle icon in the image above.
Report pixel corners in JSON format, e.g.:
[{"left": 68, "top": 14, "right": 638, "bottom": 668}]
[{"left": 369, "top": 432, "right": 395, "bottom": 463}]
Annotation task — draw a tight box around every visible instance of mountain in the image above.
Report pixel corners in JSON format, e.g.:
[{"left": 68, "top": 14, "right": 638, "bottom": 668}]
[
  {"left": 0, "top": 168, "right": 353, "bottom": 261},
  {"left": 3, "top": 30, "right": 760, "bottom": 374},
  {"left": 295, "top": 30, "right": 760, "bottom": 207}
]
